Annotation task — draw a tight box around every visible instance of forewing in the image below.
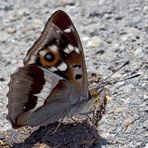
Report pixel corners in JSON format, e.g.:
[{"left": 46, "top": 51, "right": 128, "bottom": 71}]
[{"left": 24, "top": 10, "right": 88, "bottom": 99}]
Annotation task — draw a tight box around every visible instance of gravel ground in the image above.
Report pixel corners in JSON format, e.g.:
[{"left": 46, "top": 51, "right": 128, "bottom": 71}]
[{"left": 0, "top": 0, "right": 147, "bottom": 147}]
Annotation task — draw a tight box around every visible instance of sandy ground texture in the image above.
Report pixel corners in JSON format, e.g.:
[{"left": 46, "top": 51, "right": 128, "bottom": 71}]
[{"left": 0, "top": 0, "right": 148, "bottom": 147}]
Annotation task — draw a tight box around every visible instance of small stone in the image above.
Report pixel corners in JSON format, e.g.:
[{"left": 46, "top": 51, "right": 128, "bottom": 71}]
[
  {"left": 134, "top": 48, "right": 142, "bottom": 55},
  {"left": 0, "top": 32, "right": 10, "bottom": 42},
  {"left": 104, "top": 13, "right": 112, "bottom": 20},
  {"left": 117, "top": 81, "right": 125, "bottom": 86},
  {"left": 120, "top": 34, "right": 129, "bottom": 41},
  {"left": 106, "top": 95, "right": 112, "bottom": 102},
  {"left": 7, "top": 27, "right": 16, "bottom": 34},
  {"left": 143, "top": 6, "right": 148, "bottom": 14},
  {"left": 18, "top": 8, "right": 30, "bottom": 16},
  {"left": 98, "top": 0, "right": 105, "bottom": 5},
  {"left": 143, "top": 94, "right": 148, "bottom": 100},
  {"left": 59, "top": 0, "right": 75, "bottom": 6},
  {"left": 33, "top": 19, "right": 43, "bottom": 29},
  {"left": 114, "top": 107, "right": 124, "bottom": 114},
  {"left": 112, "top": 43, "right": 120, "bottom": 49},
  {"left": 87, "top": 36, "right": 102, "bottom": 48},
  {"left": 123, "top": 118, "right": 133, "bottom": 128},
  {"left": 119, "top": 45, "right": 125, "bottom": 50}
]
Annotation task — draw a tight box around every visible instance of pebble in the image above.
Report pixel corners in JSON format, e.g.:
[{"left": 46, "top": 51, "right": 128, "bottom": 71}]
[
  {"left": 134, "top": 48, "right": 143, "bottom": 55},
  {"left": 7, "top": 27, "right": 16, "bottom": 34},
  {"left": 0, "top": 32, "right": 10, "bottom": 42},
  {"left": 86, "top": 36, "right": 103, "bottom": 48},
  {"left": 120, "top": 34, "right": 129, "bottom": 42},
  {"left": 18, "top": 8, "right": 30, "bottom": 16},
  {"left": 33, "top": 19, "right": 44, "bottom": 29}
]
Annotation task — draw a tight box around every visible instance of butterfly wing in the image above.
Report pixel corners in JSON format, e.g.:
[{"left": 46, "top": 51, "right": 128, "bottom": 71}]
[
  {"left": 7, "top": 64, "right": 82, "bottom": 128},
  {"left": 24, "top": 10, "right": 89, "bottom": 100}
]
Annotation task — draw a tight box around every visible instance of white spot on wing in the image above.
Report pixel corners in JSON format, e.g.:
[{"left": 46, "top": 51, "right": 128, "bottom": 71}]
[
  {"left": 64, "top": 48, "right": 71, "bottom": 54},
  {"left": 64, "top": 44, "right": 80, "bottom": 54},
  {"left": 49, "top": 45, "right": 58, "bottom": 52},
  {"left": 49, "top": 66, "right": 57, "bottom": 72},
  {"left": 56, "top": 30, "right": 60, "bottom": 34},
  {"left": 68, "top": 44, "right": 74, "bottom": 52},
  {"left": 63, "top": 44, "right": 74, "bottom": 54},
  {"left": 39, "top": 50, "right": 47, "bottom": 56},
  {"left": 57, "top": 62, "right": 67, "bottom": 71},
  {"left": 64, "top": 28, "right": 71, "bottom": 33},
  {"left": 75, "top": 47, "right": 80, "bottom": 54}
]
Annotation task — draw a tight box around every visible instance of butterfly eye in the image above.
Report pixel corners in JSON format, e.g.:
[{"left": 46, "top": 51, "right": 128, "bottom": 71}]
[{"left": 44, "top": 52, "right": 55, "bottom": 62}]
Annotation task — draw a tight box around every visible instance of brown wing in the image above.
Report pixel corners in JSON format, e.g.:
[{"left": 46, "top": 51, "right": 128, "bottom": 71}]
[
  {"left": 7, "top": 64, "right": 81, "bottom": 128},
  {"left": 24, "top": 10, "right": 88, "bottom": 100}
]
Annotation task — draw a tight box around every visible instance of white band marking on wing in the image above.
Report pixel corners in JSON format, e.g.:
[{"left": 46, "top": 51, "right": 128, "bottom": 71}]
[{"left": 57, "top": 62, "right": 67, "bottom": 71}]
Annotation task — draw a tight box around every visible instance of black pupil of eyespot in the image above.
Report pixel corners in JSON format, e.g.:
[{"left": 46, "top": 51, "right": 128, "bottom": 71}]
[{"left": 44, "top": 52, "right": 55, "bottom": 62}]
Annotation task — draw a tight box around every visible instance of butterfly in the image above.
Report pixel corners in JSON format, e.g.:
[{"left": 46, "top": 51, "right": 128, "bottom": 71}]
[{"left": 7, "top": 10, "right": 106, "bottom": 129}]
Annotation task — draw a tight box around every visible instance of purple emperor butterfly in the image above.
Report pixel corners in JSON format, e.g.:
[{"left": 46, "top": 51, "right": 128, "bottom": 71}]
[{"left": 7, "top": 10, "right": 104, "bottom": 128}]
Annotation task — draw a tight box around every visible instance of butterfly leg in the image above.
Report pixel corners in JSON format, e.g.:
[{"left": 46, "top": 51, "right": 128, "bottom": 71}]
[
  {"left": 50, "top": 111, "right": 67, "bottom": 135},
  {"left": 80, "top": 109, "right": 100, "bottom": 138}
]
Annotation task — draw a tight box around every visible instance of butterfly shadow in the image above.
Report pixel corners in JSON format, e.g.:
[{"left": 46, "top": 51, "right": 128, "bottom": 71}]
[{"left": 11, "top": 121, "right": 109, "bottom": 148}]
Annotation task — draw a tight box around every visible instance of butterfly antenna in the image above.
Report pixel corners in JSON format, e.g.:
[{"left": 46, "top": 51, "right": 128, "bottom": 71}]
[
  {"left": 97, "top": 74, "right": 140, "bottom": 89},
  {"left": 97, "top": 61, "right": 140, "bottom": 89},
  {"left": 106, "top": 74, "right": 140, "bottom": 85},
  {"left": 103, "top": 60, "right": 129, "bottom": 82}
]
